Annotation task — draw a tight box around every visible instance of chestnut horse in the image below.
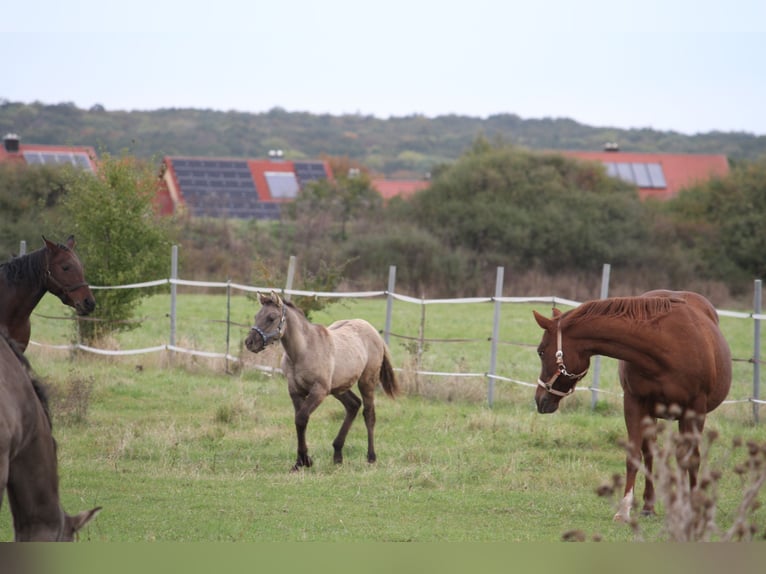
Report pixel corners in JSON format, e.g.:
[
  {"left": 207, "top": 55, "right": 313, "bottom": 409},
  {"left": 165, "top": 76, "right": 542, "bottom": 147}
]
[
  {"left": 0, "top": 329, "right": 101, "bottom": 540},
  {"left": 0, "top": 236, "right": 96, "bottom": 352},
  {"left": 244, "top": 292, "right": 399, "bottom": 471},
  {"left": 533, "top": 290, "right": 731, "bottom": 522}
]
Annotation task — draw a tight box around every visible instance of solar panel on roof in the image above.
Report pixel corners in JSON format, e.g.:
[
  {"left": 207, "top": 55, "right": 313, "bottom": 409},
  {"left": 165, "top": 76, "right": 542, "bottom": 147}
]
[
  {"left": 22, "top": 150, "right": 93, "bottom": 172},
  {"left": 646, "top": 163, "right": 667, "bottom": 188},
  {"left": 265, "top": 172, "right": 300, "bottom": 199},
  {"left": 632, "top": 163, "right": 652, "bottom": 187},
  {"left": 293, "top": 161, "right": 328, "bottom": 185},
  {"left": 601, "top": 161, "right": 667, "bottom": 189}
]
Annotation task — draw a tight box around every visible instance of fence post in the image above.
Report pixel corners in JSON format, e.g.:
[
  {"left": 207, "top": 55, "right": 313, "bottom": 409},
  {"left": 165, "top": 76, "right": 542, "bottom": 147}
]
[
  {"left": 170, "top": 245, "right": 178, "bottom": 347},
  {"left": 19, "top": 240, "right": 27, "bottom": 256},
  {"left": 590, "top": 263, "right": 611, "bottom": 409},
  {"left": 754, "top": 279, "right": 762, "bottom": 424},
  {"left": 284, "top": 255, "right": 296, "bottom": 301},
  {"left": 384, "top": 266, "right": 396, "bottom": 346},
  {"left": 487, "top": 266, "right": 504, "bottom": 408}
]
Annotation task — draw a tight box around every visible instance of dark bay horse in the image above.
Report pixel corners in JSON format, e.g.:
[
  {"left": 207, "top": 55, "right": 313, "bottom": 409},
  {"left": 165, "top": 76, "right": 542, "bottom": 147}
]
[
  {"left": 0, "top": 236, "right": 96, "bottom": 352},
  {"left": 533, "top": 290, "right": 731, "bottom": 522},
  {"left": 0, "top": 329, "right": 101, "bottom": 540},
  {"left": 244, "top": 291, "right": 399, "bottom": 471}
]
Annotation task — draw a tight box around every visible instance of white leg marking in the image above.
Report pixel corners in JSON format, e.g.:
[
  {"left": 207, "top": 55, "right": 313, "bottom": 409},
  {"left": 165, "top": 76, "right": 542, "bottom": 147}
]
[{"left": 613, "top": 488, "right": 634, "bottom": 522}]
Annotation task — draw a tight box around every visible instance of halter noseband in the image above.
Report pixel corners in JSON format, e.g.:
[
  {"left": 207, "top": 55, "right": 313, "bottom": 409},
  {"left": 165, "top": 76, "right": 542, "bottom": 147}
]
[
  {"left": 537, "top": 325, "right": 588, "bottom": 397},
  {"left": 249, "top": 303, "right": 287, "bottom": 349}
]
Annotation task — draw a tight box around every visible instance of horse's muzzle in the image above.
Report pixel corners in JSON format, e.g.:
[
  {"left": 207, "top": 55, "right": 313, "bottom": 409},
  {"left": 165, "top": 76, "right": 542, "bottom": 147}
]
[
  {"left": 244, "top": 332, "right": 265, "bottom": 354},
  {"left": 534, "top": 390, "right": 561, "bottom": 414},
  {"left": 75, "top": 297, "right": 96, "bottom": 315}
]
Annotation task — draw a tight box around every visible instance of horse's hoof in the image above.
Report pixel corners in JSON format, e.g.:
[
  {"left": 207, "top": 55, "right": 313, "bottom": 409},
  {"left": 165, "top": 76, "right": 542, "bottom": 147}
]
[
  {"left": 367, "top": 454, "right": 377, "bottom": 464},
  {"left": 613, "top": 512, "right": 630, "bottom": 523},
  {"left": 640, "top": 508, "right": 656, "bottom": 517}
]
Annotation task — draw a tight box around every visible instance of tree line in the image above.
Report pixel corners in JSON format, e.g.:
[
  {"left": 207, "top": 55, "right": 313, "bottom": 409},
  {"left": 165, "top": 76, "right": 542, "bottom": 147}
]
[{"left": 2, "top": 100, "right": 765, "bottom": 180}]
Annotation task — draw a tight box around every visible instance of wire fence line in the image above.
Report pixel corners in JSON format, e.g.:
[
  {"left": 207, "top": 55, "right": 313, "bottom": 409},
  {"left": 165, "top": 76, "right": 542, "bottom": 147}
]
[{"left": 26, "top": 247, "right": 764, "bottom": 421}]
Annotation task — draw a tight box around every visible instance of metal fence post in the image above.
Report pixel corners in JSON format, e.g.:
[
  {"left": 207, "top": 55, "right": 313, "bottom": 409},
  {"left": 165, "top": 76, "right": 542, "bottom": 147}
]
[
  {"left": 19, "top": 240, "right": 27, "bottom": 256},
  {"left": 590, "top": 263, "right": 611, "bottom": 409},
  {"left": 754, "top": 279, "right": 762, "bottom": 424},
  {"left": 488, "top": 266, "right": 504, "bottom": 408}
]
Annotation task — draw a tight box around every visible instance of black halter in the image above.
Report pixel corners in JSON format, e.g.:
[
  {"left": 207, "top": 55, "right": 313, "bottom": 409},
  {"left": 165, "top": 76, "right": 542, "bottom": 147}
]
[{"left": 249, "top": 303, "right": 287, "bottom": 348}]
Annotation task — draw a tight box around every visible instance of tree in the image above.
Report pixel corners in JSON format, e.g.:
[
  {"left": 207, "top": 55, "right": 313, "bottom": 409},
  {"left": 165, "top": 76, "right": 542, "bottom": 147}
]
[
  {"left": 51, "top": 152, "right": 172, "bottom": 342},
  {"left": 0, "top": 162, "right": 72, "bottom": 256}
]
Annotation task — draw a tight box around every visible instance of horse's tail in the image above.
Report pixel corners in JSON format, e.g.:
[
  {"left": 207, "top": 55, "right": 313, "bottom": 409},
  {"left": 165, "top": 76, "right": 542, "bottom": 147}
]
[{"left": 379, "top": 347, "right": 400, "bottom": 398}]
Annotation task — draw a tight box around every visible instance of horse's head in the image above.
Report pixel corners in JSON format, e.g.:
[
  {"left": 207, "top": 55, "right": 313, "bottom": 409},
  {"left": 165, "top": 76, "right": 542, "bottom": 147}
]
[
  {"left": 245, "top": 291, "right": 286, "bottom": 353},
  {"left": 15, "top": 506, "right": 102, "bottom": 542},
  {"left": 532, "top": 308, "right": 589, "bottom": 414},
  {"left": 43, "top": 235, "right": 96, "bottom": 316}
]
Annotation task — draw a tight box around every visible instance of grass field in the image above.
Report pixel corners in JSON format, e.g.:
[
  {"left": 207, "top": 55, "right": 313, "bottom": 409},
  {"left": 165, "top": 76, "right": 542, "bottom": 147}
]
[{"left": 1, "top": 290, "right": 764, "bottom": 542}]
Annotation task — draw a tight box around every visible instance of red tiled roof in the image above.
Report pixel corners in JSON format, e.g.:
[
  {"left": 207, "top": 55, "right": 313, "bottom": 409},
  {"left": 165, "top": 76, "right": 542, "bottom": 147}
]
[
  {"left": 559, "top": 150, "right": 729, "bottom": 199},
  {"left": 372, "top": 179, "right": 430, "bottom": 200}
]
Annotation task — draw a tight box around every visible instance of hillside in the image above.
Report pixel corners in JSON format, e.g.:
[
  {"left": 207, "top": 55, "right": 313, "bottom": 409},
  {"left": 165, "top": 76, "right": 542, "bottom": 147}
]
[{"left": 2, "top": 100, "right": 765, "bottom": 178}]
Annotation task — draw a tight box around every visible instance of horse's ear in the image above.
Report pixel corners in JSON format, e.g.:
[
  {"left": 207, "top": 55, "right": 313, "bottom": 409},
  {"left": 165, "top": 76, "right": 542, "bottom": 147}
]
[
  {"left": 270, "top": 290, "right": 283, "bottom": 307},
  {"left": 42, "top": 236, "right": 56, "bottom": 250},
  {"left": 67, "top": 506, "right": 102, "bottom": 535},
  {"left": 258, "top": 292, "right": 270, "bottom": 305},
  {"left": 552, "top": 307, "right": 562, "bottom": 318},
  {"left": 65, "top": 235, "right": 76, "bottom": 249},
  {"left": 533, "top": 310, "right": 553, "bottom": 330}
]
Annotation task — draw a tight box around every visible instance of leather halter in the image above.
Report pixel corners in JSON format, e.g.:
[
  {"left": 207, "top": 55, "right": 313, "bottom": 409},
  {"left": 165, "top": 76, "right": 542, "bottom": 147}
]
[
  {"left": 537, "top": 325, "right": 589, "bottom": 397},
  {"left": 44, "top": 248, "right": 90, "bottom": 296},
  {"left": 249, "top": 303, "right": 287, "bottom": 349},
  {"left": 45, "top": 269, "right": 90, "bottom": 295}
]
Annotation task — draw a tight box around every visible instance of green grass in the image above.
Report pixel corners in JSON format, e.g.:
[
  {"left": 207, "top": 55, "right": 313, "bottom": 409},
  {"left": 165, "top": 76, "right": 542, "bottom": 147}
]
[{"left": 1, "top": 291, "right": 763, "bottom": 542}]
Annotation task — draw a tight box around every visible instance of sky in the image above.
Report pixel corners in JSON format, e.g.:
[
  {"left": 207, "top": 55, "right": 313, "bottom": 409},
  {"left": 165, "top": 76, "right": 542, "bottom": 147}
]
[{"left": 3, "top": 0, "right": 765, "bottom": 136}]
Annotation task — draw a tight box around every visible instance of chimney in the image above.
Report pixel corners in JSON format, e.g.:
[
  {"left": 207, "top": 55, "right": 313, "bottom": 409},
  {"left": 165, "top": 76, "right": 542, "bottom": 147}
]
[
  {"left": 603, "top": 142, "right": 619, "bottom": 152},
  {"left": 3, "top": 133, "right": 20, "bottom": 153}
]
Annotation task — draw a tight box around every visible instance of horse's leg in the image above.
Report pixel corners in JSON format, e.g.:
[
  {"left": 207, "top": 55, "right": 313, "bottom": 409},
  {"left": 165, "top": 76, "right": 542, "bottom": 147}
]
[
  {"left": 615, "top": 393, "right": 644, "bottom": 523},
  {"left": 331, "top": 390, "right": 361, "bottom": 464},
  {"left": 289, "top": 385, "right": 328, "bottom": 472},
  {"left": 359, "top": 380, "right": 377, "bottom": 463},
  {"left": 640, "top": 422, "right": 657, "bottom": 517},
  {"left": 679, "top": 410, "right": 706, "bottom": 489}
]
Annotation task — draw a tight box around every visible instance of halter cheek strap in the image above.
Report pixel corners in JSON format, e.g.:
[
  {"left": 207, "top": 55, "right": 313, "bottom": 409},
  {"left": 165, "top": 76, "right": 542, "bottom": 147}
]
[{"left": 537, "top": 326, "right": 589, "bottom": 397}]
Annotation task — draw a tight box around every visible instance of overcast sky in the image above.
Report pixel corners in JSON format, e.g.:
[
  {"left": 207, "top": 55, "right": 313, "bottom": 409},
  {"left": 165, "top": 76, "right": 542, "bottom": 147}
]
[{"left": 4, "top": 0, "right": 765, "bottom": 135}]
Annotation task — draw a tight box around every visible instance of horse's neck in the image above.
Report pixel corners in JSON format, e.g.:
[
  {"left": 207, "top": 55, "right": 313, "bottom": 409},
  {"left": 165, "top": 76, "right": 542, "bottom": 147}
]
[
  {"left": 7, "top": 416, "right": 64, "bottom": 541},
  {"left": 0, "top": 251, "right": 48, "bottom": 321},
  {"left": 280, "top": 307, "right": 316, "bottom": 359},
  {"left": 568, "top": 315, "right": 662, "bottom": 366}
]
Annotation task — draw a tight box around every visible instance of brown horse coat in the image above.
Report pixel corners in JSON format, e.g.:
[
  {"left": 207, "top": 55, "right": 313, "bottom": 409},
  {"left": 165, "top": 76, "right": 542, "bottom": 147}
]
[
  {"left": 0, "top": 330, "right": 101, "bottom": 540},
  {"left": 0, "top": 236, "right": 95, "bottom": 352},
  {"left": 533, "top": 290, "right": 732, "bottom": 522}
]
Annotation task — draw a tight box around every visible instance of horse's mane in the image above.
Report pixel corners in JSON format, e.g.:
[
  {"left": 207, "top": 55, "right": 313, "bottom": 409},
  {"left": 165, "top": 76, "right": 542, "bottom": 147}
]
[
  {"left": 566, "top": 296, "right": 681, "bottom": 326},
  {"left": 0, "top": 328, "right": 52, "bottom": 427},
  {"left": 0, "top": 247, "right": 47, "bottom": 286}
]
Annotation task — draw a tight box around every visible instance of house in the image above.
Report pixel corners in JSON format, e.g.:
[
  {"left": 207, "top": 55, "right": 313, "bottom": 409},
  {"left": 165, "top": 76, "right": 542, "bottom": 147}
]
[
  {"left": 159, "top": 153, "right": 333, "bottom": 219},
  {"left": 0, "top": 133, "right": 98, "bottom": 172},
  {"left": 371, "top": 178, "right": 430, "bottom": 200},
  {"left": 559, "top": 145, "right": 729, "bottom": 200}
]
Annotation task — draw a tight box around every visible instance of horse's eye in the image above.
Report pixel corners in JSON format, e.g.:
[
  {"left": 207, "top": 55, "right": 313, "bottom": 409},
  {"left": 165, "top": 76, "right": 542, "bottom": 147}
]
[
  {"left": 537, "top": 350, "right": 544, "bottom": 358},
  {"left": 62, "top": 265, "right": 71, "bottom": 272}
]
